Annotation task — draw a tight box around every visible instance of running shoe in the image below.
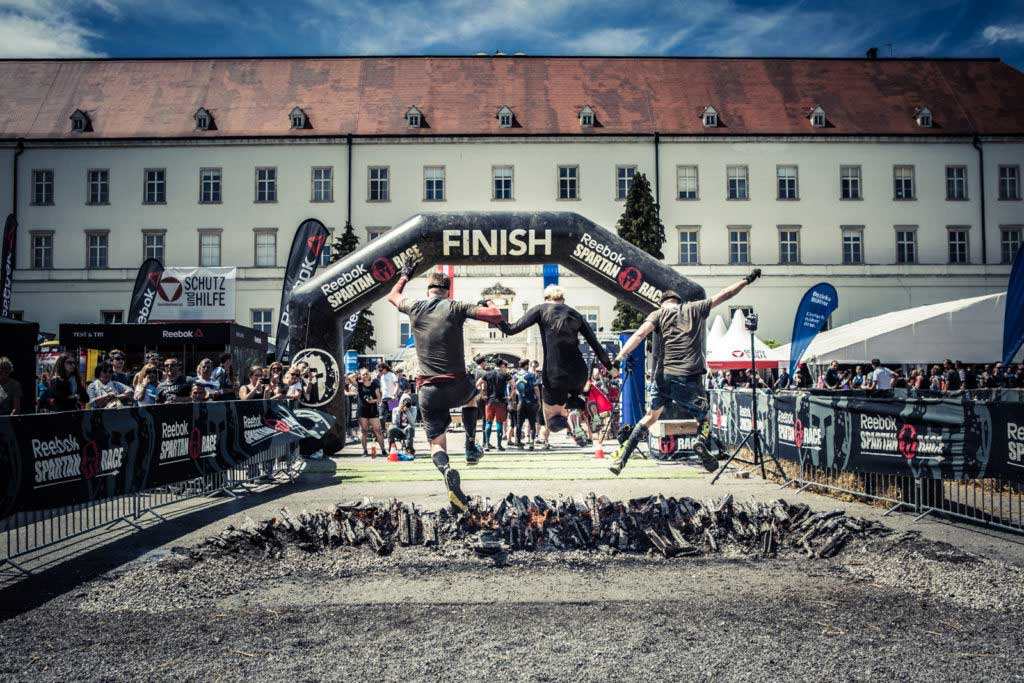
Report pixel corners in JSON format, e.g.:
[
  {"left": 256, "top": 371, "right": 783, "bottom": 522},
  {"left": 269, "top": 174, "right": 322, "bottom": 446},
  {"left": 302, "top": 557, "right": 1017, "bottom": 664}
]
[
  {"left": 693, "top": 439, "right": 719, "bottom": 473},
  {"left": 608, "top": 452, "right": 624, "bottom": 476},
  {"left": 465, "top": 443, "right": 484, "bottom": 465},
  {"left": 497, "top": 444, "right": 505, "bottom": 452},
  {"left": 445, "top": 468, "right": 470, "bottom": 512}
]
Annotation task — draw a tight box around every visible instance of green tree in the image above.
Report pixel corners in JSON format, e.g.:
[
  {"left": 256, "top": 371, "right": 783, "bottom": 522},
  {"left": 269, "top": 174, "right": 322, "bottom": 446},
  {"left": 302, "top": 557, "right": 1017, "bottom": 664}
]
[
  {"left": 612, "top": 172, "right": 666, "bottom": 331},
  {"left": 329, "top": 220, "right": 375, "bottom": 353}
]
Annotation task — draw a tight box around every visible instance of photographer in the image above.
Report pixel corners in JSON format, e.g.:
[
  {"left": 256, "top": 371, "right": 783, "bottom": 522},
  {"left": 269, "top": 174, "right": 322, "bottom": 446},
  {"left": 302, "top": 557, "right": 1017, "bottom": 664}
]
[
  {"left": 239, "top": 366, "right": 269, "bottom": 400},
  {"left": 388, "top": 394, "right": 416, "bottom": 455}
]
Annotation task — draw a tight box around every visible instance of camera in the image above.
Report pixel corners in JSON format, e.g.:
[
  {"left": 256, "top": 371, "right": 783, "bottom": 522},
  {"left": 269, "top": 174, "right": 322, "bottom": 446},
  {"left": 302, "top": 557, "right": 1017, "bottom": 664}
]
[{"left": 744, "top": 313, "right": 759, "bottom": 332}]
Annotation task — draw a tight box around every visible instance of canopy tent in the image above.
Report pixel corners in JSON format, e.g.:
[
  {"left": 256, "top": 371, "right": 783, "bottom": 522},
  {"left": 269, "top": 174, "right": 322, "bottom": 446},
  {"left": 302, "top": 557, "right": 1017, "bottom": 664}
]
[
  {"left": 706, "top": 310, "right": 775, "bottom": 370},
  {"left": 707, "top": 315, "right": 727, "bottom": 348},
  {"left": 770, "top": 292, "right": 1006, "bottom": 365}
]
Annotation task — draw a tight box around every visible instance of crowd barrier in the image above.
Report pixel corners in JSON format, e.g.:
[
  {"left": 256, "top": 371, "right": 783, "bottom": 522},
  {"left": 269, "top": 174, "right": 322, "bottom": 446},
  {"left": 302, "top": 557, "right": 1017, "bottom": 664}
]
[{"left": 710, "top": 389, "right": 1024, "bottom": 535}]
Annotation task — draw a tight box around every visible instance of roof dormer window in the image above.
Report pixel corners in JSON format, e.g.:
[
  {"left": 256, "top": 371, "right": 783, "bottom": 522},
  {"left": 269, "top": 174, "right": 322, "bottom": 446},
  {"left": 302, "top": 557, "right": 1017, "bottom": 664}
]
[
  {"left": 701, "top": 105, "right": 718, "bottom": 128},
  {"left": 810, "top": 105, "right": 826, "bottom": 128},
  {"left": 579, "top": 105, "right": 595, "bottom": 128},
  {"left": 497, "top": 105, "right": 514, "bottom": 128},
  {"left": 70, "top": 109, "right": 90, "bottom": 133},
  {"left": 290, "top": 107, "right": 308, "bottom": 130},
  {"left": 915, "top": 106, "right": 932, "bottom": 128},
  {"left": 194, "top": 107, "right": 213, "bottom": 131},
  {"left": 406, "top": 106, "right": 423, "bottom": 128}
]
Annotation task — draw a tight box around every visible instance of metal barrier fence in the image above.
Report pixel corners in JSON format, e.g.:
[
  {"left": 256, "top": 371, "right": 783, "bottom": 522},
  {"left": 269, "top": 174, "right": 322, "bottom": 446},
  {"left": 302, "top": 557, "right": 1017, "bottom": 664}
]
[{"left": 0, "top": 439, "right": 300, "bottom": 577}]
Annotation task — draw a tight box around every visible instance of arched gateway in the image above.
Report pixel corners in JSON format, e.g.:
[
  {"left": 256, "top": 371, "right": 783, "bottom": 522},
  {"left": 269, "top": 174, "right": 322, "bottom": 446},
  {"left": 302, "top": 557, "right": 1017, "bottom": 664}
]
[{"left": 286, "top": 212, "right": 704, "bottom": 429}]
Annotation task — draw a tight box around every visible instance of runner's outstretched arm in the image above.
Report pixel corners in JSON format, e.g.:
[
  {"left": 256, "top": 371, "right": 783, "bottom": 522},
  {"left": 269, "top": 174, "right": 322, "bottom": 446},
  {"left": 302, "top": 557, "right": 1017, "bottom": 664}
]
[
  {"left": 498, "top": 305, "right": 540, "bottom": 336},
  {"left": 614, "top": 321, "right": 655, "bottom": 363},
  {"left": 386, "top": 272, "right": 411, "bottom": 308},
  {"left": 474, "top": 301, "right": 505, "bottom": 325}
]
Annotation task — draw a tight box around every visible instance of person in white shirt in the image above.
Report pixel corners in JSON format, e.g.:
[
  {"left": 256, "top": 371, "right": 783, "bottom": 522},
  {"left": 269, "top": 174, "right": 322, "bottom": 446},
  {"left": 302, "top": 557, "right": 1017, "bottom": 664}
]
[
  {"left": 377, "top": 363, "right": 399, "bottom": 423},
  {"left": 867, "top": 358, "right": 894, "bottom": 390},
  {"left": 87, "top": 362, "right": 133, "bottom": 409}
]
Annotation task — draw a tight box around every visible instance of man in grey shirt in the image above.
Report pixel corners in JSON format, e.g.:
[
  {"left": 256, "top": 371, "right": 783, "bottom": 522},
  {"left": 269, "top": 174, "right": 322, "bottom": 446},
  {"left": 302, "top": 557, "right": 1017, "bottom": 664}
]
[
  {"left": 388, "top": 266, "right": 503, "bottom": 511},
  {"left": 609, "top": 269, "right": 762, "bottom": 475}
]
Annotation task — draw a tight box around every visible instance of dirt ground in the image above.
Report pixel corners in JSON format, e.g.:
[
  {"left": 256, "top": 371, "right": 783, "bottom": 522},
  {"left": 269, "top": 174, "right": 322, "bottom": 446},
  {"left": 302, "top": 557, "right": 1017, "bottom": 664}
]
[{"left": 1, "top": 445, "right": 1023, "bottom": 683}]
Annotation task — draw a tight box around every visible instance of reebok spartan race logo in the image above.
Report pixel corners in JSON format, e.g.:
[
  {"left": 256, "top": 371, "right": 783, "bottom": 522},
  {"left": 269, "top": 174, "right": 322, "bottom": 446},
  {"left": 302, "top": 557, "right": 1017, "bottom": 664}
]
[
  {"left": 777, "top": 410, "right": 821, "bottom": 449},
  {"left": 159, "top": 421, "right": 217, "bottom": 464},
  {"left": 571, "top": 233, "right": 662, "bottom": 305},
  {"left": 322, "top": 245, "right": 423, "bottom": 311},
  {"left": 32, "top": 435, "right": 125, "bottom": 486},
  {"left": 859, "top": 414, "right": 944, "bottom": 459}
]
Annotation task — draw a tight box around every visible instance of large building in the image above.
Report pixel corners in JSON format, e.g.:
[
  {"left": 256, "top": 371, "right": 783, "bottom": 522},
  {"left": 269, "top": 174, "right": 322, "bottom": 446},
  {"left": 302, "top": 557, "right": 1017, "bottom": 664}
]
[{"left": 1, "top": 55, "right": 1023, "bottom": 360}]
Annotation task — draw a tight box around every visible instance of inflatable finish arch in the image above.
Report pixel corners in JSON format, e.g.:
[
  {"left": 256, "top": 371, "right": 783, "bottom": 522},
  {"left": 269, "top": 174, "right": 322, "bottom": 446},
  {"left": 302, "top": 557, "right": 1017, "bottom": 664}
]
[{"left": 286, "top": 211, "right": 704, "bottom": 422}]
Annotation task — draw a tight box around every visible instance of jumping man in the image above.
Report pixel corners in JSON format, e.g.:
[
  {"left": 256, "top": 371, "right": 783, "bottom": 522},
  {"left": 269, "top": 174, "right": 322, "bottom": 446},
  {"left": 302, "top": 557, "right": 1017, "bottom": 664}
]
[
  {"left": 388, "top": 266, "right": 504, "bottom": 510},
  {"left": 609, "top": 269, "right": 762, "bottom": 475}
]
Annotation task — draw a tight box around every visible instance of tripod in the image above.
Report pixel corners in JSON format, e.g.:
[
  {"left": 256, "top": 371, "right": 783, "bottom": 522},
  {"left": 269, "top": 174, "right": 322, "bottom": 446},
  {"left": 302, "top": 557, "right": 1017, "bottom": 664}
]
[{"left": 710, "top": 328, "right": 788, "bottom": 485}]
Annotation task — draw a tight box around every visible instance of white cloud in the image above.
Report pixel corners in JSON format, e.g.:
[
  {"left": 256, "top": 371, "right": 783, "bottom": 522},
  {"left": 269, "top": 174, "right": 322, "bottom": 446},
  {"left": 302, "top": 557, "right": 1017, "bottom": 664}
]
[
  {"left": 0, "top": 0, "right": 117, "bottom": 57},
  {"left": 982, "top": 24, "right": 1024, "bottom": 44},
  {"left": 563, "top": 28, "right": 650, "bottom": 55}
]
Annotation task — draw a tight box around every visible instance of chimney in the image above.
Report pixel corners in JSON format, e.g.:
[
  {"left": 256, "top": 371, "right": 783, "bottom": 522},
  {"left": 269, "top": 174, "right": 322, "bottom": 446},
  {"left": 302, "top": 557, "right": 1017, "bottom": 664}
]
[{"left": 866, "top": 47, "right": 878, "bottom": 59}]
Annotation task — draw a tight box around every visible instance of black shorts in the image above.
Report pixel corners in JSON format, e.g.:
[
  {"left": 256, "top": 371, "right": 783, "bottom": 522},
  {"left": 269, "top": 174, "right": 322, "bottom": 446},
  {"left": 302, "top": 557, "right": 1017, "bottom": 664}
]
[
  {"left": 358, "top": 405, "right": 378, "bottom": 420},
  {"left": 542, "top": 375, "right": 587, "bottom": 407},
  {"left": 419, "top": 375, "right": 477, "bottom": 441}
]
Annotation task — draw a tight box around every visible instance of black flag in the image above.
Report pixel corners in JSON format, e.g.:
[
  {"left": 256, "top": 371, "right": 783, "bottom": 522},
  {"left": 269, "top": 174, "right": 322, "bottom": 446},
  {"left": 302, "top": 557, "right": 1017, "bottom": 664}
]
[
  {"left": 127, "top": 258, "right": 165, "bottom": 324},
  {"left": 0, "top": 214, "right": 16, "bottom": 318},
  {"left": 276, "top": 219, "right": 329, "bottom": 361}
]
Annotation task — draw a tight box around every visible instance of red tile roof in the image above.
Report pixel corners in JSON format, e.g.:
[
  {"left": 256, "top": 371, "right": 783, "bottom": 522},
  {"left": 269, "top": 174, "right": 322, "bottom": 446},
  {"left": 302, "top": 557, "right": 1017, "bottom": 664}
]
[{"left": 1, "top": 56, "right": 1022, "bottom": 140}]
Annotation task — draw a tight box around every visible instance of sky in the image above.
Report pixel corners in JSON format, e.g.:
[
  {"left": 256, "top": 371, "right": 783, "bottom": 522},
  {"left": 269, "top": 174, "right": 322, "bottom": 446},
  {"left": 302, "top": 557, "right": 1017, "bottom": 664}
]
[{"left": 1, "top": 0, "right": 1023, "bottom": 70}]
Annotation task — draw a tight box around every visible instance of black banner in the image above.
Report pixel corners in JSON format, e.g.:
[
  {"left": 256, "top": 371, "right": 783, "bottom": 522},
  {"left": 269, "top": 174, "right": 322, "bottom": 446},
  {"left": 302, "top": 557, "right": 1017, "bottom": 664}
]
[
  {"left": 1, "top": 214, "right": 15, "bottom": 318},
  {"left": 0, "top": 400, "right": 334, "bottom": 518},
  {"left": 276, "top": 220, "right": 329, "bottom": 361},
  {"left": 711, "top": 390, "right": 1024, "bottom": 483},
  {"left": 127, "top": 258, "right": 165, "bottom": 324}
]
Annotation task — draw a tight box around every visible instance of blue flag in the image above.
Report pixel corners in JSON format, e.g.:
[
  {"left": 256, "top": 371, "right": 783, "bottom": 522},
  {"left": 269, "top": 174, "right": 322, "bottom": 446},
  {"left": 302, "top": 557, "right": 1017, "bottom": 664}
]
[
  {"left": 543, "top": 264, "right": 559, "bottom": 288},
  {"left": 789, "top": 283, "right": 839, "bottom": 378},
  {"left": 1003, "top": 247, "right": 1024, "bottom": 367}
]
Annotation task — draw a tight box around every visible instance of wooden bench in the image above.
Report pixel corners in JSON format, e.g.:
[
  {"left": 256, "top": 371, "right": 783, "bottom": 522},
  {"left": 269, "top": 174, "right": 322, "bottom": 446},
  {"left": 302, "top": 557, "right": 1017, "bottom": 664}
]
[{"left": 649, "top": 419, "right": 699, "bottom": 438}]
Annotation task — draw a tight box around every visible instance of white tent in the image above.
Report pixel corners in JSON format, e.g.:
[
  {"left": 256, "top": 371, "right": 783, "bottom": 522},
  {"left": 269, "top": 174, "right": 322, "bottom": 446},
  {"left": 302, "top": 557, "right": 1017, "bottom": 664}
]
[
  {"left": 707, "top": 310, "right": 775, "bottom": 369},
  {"left": 770, "top": 292, "right": 1006, "bottom": 365},
  {"left": 707, "top": 315, "right": 727, "bottom": 347}
]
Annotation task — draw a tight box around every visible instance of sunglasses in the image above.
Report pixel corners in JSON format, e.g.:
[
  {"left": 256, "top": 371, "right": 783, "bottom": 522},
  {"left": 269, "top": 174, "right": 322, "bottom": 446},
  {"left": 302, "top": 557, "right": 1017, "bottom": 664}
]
[{"left": 164, "top": 363, "right": 178, "bottom": 368}]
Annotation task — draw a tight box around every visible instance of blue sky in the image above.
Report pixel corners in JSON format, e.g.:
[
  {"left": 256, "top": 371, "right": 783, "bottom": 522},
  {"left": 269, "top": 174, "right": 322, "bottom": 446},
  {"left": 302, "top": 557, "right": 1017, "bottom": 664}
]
[{"left": 1, "top": 0, "right": 1023, "bottom": 70}]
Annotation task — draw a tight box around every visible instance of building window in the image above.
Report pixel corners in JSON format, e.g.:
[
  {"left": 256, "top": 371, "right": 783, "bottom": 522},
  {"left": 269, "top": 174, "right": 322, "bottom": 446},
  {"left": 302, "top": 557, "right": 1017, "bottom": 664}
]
[
  {"left": 101, "top": 310, "right": 123, "bottom": 324},
  {"left": 312, "top": 167, "right": 333, "bottom": 202},
  {"left": 894, "top": 165, "right": 915, "bottom": 200},
  {"left": 406, "top": 107, "right": 422, "bottom": 128},
  {"left": 778, "top": 228, "right": 800, "bottom": 264},
  {"left": 290, "top": 107, "right": 307, "bottom": 129},
  {"left": 251, "top": 309, "right": 273, "bottom": 334},
  {"left": 614, "top": 166, "right": 637, "bottom": 201},
  {"left": 255, "top": 167, "right": 277, "bottom": 203},
  {"left": 30, "top": 232, "right": 53, "bottom": 269},
  {"left": 558, "top": 165, "right": 578, "bottom": 200},
  {"left": 318, "top": 230, "right": 333, "bottom": 267},
  {"left": 424, "top": 166, "right": 445, "bottom": 201},
  {"left": 199, "top": 230, "right": 221, "bottom": 267},
  {"left": 194, "top": 108, "right": 212, "bottom": 131},
  {"left": 200, "top": 168, "right": 222, "bottom": 203},
  {"left": 32, "top": 170, "right": 54, "bottom": 205},
  {"left": 580, "top": 107, "right": 595, "bottom": 127},
  {"left": 86, "top": 232, "right": 109, "bottom": 269},
  {"left": 367, "top": 227, "right": 389, "bottom": 242},
  {"left": 143, "top": 168, "right": 166, "bottom": 204},
  {"left": 777, "top": 165, "right": 798, "bottom": 200},
  {"left": 578, "top": 307, "right": 599, "bottom": 332},
  {"left": 999, "top": 166, "right": 1021, "bottom": 201},
  {"left": 676, "top": 165, "right": 698, "bottom": 200},
  {"left": 399, "top": 319, "right": 412, "bottom": 346},
  {"left": 916, "top": 107, "right": 933, "bottom": 128},
  {"left": 728, "top": 228, "right": 750, "bottom": 265},
  {"left": 143, "top": 231, "right": 165, "bottom": 261},
  {"left": 368, "top": 166, "right": 389, "bottom": 202},
  {"left": 811, "top": 108, "right": 826, "bottom": 127},
  {"left": 678, "top": 227, "right": 699, "bottom": 265},
  {"left": 841, "top": 227, "right": 864, "bottom": 265},
  {"left": 1001, "top": 227, "right": 1022, "bottom": 264},
  {"left": 493, "top": 166, "right": 513, "bottom": 200},
  {"left": 947, "top": 227, "right": 969, "bottom": 264},
  {"left": 702, "top": 106, "right": 718, "bottom": 128},
  {"left": 727, "top": 165, "right": 748, "bottom": 200},
  {"left": 497, "top": 106, "right": 514, "bottom": 128},
  {"left": 840, "top": 165, "right": 861, "bottom": 200},
  {"left": 87, "top": 169, "right": 109, "bottom": 205},
  {"left": 945, "top": 166, "right": 967, "bottom": 201},
  {"left": 896, "top": 228, "right": 917, "bottom": 264},
  {"left": 254, "top": 229, "right": 277, "bottom": 267}
]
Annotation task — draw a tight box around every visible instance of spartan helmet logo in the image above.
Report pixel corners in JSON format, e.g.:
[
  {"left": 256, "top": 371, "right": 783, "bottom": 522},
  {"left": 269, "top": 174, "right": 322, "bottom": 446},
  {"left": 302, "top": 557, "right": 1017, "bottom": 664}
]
[
  {"left": 794, "top": 418, "right": 804, "bottom": 448},
  {"left": 617, "top": 267, "right": 642, "bottom": 292},
  {"left": 370, "top": 257, "right": 396, "bottom": 283},
  {"left": 898, "top": 423, "right": 918, "bottom": 459}
]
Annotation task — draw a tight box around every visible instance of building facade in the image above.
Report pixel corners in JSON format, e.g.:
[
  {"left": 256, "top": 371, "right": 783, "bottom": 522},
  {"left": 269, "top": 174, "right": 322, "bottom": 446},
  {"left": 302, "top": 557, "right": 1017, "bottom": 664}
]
[{"left": 1, "top": 56, "right": 1023, "bottom": 361}]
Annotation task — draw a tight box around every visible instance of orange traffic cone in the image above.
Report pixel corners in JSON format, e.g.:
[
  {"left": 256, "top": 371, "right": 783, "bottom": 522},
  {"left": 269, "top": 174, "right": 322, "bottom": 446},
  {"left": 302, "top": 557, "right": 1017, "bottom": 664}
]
[
  {"left": 593, "top": 443, "right": 605, "bottom": 460},
  {"left": 388, "top": 442, "right": 399, "bottom": 462}
]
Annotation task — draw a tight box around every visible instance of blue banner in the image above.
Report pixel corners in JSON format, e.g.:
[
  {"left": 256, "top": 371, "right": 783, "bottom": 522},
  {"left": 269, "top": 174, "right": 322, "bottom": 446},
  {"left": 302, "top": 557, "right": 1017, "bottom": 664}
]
[
  {"left": 1003, "top": 247, "right": 1024, "bottom": 367},
  {"left": 619, "top": 332, "right": 645, "bottom": 427},
  {"left": 542, "top": 264, "right": 559, "bottom": 288},
  {"left": 789, "top": 283, "right": 839, "bottom": 378}
]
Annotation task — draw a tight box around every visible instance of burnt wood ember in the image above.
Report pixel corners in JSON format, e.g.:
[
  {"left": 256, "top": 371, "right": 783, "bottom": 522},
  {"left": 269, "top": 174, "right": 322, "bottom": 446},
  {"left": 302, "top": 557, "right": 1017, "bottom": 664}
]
[{"left": 193, "top": 494, "right": 889, "bottom": 562}]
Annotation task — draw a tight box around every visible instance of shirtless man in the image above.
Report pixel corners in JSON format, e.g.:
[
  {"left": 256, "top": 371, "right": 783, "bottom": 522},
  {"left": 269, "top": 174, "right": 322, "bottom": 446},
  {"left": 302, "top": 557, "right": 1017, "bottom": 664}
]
[
  {"left": 388, "top": 266, "right": 503, "bottom": 510},
  {"left": 499, "top": 285, "right": 611, "bottom": 446}
]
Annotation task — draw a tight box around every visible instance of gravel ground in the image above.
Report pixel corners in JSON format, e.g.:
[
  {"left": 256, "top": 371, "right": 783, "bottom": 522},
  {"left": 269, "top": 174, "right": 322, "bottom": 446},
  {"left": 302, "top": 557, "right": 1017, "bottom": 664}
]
[{"left": 2, "top": 500, "right": 1023, "bottom": 683}]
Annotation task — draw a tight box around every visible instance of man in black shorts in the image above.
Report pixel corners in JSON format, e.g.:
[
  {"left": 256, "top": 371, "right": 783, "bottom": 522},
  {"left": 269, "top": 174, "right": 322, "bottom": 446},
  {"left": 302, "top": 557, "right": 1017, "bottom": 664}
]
[
  {"left": 499, "top": 285, "right": 611, "bottom": 441},
  {"left": 480, "top": 359, "right": 511, "bottom": 451},
  {"left": 388, "top": 266, "right": 503, "bottom": 510},
  {"left": 609, "top": 269, "right": 762, "bottom": 475}
]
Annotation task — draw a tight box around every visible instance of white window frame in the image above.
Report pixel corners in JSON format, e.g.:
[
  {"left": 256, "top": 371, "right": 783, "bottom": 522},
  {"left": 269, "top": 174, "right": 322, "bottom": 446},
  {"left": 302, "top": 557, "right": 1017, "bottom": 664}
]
[
  {"left": 945, "top": 165, "right": 968, "bottom": 201},
  {"left": 558, "top": 165, "right": 579, "bottom": 200},
  {"left": 318, "top": 229, "right": 334, "bottom": 267},
  {"left": 424, "top": 166, "right": 445, "bottom": 201},
  {"left": 31, "top": 169, "right": 54, "bottom": 206},
  {"left": 497, "top": 107, "right": 513, "bottom": 128},
  {"left": 580, "top": 111, "right": 594, "bottom": 127},
  {"left": 368, "top": 166, "right": 390, "bottom": 202},
  {"left": 251, "top": 308, "right": 274, "bottom": 335},
  {"left": 492, "top": 165, "right": 514, "bottom": 201},
  {"left": 399, "top": 318, "right": 412, "bottom": 346},
  {"left": 254, "top": 228, "right": 278, "bottom": 267},
  {"left": 1001, "top": 226, "right": 1022, "bottom": 264},
  {"left": 946, "top": 226, "right": 969, "bottom": 265},
  {"left": 778, "top": 226, "right": 800, "bottom": 264},
  {"left": 840, "top": 165, "right": 862, "bottom": 200},
  {"left": 728, "top": 226, "right": 750, "bottom": 265},
  {"left": 30, "top": 231, "right": 53, "bottom": 270},
  {"left": 999, "top": 165, "right": 1021, "bottom": 201},
  {"left": 367, "top": 227, "right": 389, "bottom": 242},
  {"left": 727, "top": 165, "right": 748, "bottom": 200},
  {"left": 776, "top": 165, "right": 798, "bottom": 200},
  {"left": 86, "top": 230, "right": 109, "bottom": 269},
  {"left": 199, "top": 167, "right": 222, "bottom": 204},
  {"left": 143, "top": 168, "right": 166, "bottom": 205},
  {"left": 101, "top": 310, "right": 124, "bottom": 324},
  {"left": 615, "top": 165, "right": 636, "bottom": 201},
  {"left": 255, "top": 167, "right": 277, "bottom": 203},
  {"left": 895, "top": 226, "right": 918, "bottom": 264},
  {"left": 142, "top": 229, "right": 166, "bottom": 262},
  {"left": 578, "top": 306, "right": 599, "bottom": 332},
  {"left": 407, "top": 111, "right": 421, "bottom": 128},
  {"left": 894, "top": 165, "right": 915, "bottom": 200},
  {"left": 811, "top": 111, "right": 826, "bottom": 127},
  {"left": 198, "top": 229, "right": 222, "bottom": 267},
  {"left": 677, "top": 226, "right": 700, "bottom": 265},
  {"left": 311, "top": 166, "right": 334, "bottom": 203},
  {"left": 676, "top": 165, "right": 698, "bottom": 200},
  {"left": 87, "top": 169, "right": 109, "bottom": 205},
  {"left": 841, "top": 226, "right": 864, "bottom": 265}
]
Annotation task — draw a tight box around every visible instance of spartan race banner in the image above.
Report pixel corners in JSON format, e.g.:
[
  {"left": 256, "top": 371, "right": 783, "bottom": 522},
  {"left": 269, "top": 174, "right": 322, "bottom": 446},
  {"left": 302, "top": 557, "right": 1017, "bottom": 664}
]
[
  {"left": 127, "top": 257, "right": 164, "bottom": 324},
  {"left": 286, "top": 211, "right": 707, "bottom": 422},
  {"left": 1, "top": 214, "right": 16, "bottom": 318},
  {"left": 275, "top": 219, "right": 329, "bottom": 361},
  {"left": 0, "top": 400, "right": 334, "bottom": 518},
  {"left": 710, "top": 390, "right": 1024, "bottom": 483}
]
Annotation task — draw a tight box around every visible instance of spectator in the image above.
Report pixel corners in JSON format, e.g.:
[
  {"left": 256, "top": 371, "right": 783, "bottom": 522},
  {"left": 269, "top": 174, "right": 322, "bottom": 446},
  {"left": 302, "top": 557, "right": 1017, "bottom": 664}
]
[
  {"left": 838, "top": 370, "right": 853, "bottom": 390},
  {"left": 108, "top": 349, "right": 131, "bottom": 385},
  {"left": 388, "top": 394, "right": 416, "bottom": 455},
  {"left": 50, "top": 353, "right": 88, "bottom": 411},
  {"left": 891, "top": 368, "right": 908, "bottom": 389},
  {"left": 867, "top": 358, "right": 894, "bottom": 390},
  {"left": 283, "top": 366, "right": 304, "bottom": 399},
  {"left": 396, "top": 369, "right": 411, "bottom": 394},
  {"left": 376, "top": 363, "right": 399, "bottom": 424},
  {"left": 962, "top": 362, "right": 978, "bottom": 391},
  {"left": 823, "top": 360, "right": 841, "bottom": 390},
  {"left": 0, "top": 357, "right": 23, "bottom": 415},
  {"left": 157, "top": 358, "right": 193, "bottom": 403},
  {"left": 851, "top": 365, "right": 865, "bottom": 389},
  {"left": 190, "top": 383, "right": 207, "bottom": 402},
  {"left": 239, "top": 366, "right": 269, "bottom": 400},
  {"left": 942, "top": 359, "right": 962, "bottom": 393},
  {"left": 355, "top": 368, "right": 386, "bottom": 456},
  {"left": 267, "top": 362, "right": 286, "bottom": 397},
  {"left": 133, "top": 363, "right": 161, "bottom": 406},
  {"left": 212, "top": 352, "right": 236, "bottom": 400},
  {"left": 194, "top": 358, "right": 222, "bottom": 398},
  {"left": 87, "top": 362, "right": 133, "bottom": 409}
]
